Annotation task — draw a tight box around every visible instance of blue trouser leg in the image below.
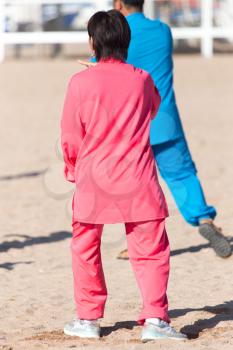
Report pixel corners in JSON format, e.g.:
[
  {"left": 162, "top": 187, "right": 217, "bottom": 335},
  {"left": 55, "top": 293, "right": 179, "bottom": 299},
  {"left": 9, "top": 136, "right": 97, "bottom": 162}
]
[{"left": 152, "top": 137, "right": 217, "bottom": 226}]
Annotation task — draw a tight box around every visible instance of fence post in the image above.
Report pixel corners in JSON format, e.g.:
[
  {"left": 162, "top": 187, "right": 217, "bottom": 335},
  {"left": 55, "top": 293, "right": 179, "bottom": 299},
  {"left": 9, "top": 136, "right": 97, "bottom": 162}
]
[
  {"left": 201, "top": 0, "right": 213, "bottom": 58},
  {"left": 144, "top": 0, "right": 155, "bottom": 19},
  {"left": 0, "top": 0, "right": 6, "bottom": 62},
  {"left": 94, "top": 0, "right": 109, "bottom": 11}
]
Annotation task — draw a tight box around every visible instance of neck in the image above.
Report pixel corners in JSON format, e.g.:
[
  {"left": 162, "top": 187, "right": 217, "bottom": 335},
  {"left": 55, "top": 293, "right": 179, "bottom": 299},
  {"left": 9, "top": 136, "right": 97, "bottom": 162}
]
[
  {"left": 123, "top": 7, "right": 143, "bottom": 16},
  {"left": 99, "top": 57, "right": 124, "bottom": 63}
]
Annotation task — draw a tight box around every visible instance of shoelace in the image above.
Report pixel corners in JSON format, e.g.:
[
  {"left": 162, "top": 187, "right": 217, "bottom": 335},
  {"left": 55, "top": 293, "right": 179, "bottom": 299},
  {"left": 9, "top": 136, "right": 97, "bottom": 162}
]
[
  {"left": 78, "top": 319, "right": 99, "bottom": 327},
  {"left": 158, "top": 320, "right": 178, "bottom": 334}
]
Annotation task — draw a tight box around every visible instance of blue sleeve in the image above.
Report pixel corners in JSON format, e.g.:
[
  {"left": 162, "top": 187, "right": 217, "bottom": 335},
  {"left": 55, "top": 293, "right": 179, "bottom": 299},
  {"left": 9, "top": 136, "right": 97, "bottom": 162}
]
[
  {"left": 161, "top": 21, "right": 173, "bottom": 54},
  {"left": 90, "top": 56, "right": 97, "bottom": 63}
]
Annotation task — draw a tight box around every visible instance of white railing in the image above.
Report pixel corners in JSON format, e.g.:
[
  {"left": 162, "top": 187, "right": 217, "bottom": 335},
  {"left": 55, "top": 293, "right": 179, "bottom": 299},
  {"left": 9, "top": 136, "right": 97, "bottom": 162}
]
[{"left": 0, "top": 0, "right": 233, "bottom": 62}]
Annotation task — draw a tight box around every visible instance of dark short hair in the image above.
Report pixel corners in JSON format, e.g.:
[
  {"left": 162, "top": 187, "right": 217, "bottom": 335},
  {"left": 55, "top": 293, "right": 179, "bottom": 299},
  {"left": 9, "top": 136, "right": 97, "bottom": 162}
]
[
  {"left": 87, "top": 10, "right": 131, "bottom": 62},
  {"left": 122, "top": 0, "right": 144, "bottom": 10}
]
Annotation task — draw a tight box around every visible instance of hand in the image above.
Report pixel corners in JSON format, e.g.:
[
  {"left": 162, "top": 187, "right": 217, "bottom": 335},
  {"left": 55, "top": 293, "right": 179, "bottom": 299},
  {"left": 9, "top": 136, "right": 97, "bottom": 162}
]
[{"left": 78, "top": 60, "right": 97, "bottom": 68}]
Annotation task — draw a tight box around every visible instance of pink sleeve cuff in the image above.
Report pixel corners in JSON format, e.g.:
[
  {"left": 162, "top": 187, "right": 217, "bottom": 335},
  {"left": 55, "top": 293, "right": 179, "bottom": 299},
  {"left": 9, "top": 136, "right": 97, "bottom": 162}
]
[{"left": 64, "top": 166, "right": 75, "bottom": 183}]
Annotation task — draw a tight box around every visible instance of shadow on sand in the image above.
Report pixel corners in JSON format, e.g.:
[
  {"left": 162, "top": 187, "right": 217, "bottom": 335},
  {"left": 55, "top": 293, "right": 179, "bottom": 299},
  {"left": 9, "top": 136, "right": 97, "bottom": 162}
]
[
  {"left": 171, "top": 237, "right": 233, "bottom": 257},
  {"left": 0, "top": 169, "right": 47, "bottom": 181},
  {"left": 0, "top": 231, "right": 71, "bottom": 253},
  {"left": 101, "top": 320, "right": 138, "bottom": 337},
  {"left": 0, "top": 261, "right": 33, "bottom": 271},
  {"left": 170, "top": 300, "right": 233, "bottom": 339}
]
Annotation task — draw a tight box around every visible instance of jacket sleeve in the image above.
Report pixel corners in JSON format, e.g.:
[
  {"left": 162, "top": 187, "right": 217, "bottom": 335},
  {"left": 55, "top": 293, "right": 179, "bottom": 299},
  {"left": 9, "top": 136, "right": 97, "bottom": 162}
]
[
  {"left": 60, "top": 77, "right": 84, "bottom": 183},
  {"left": 148, "top": 75, "right": 161, "bottom": 120}
]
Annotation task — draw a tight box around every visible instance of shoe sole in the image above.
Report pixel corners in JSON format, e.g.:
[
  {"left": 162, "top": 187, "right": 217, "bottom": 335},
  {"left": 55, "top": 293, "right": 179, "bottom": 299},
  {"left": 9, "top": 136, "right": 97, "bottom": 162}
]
[
  {"left": 199, "top": 225, "right": 232, "bottom": 258},
  {"left": 117, "top": 256, "right": 129, "bottom": 260},
  {"left": 64, "top": 329, "right": 100, "bottom": 339},
  {"left": 141, "top": 336, "right": 187, "bottom": 342},
  {"left": 117, "top": 251, "right": 129, "bottom": 260}
]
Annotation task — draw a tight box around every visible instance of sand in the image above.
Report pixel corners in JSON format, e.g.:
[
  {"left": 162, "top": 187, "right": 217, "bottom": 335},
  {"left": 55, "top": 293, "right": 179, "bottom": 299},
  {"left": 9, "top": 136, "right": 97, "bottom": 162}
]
[{"left": 0, "top": 56, "right": 233, "bottom": 350}]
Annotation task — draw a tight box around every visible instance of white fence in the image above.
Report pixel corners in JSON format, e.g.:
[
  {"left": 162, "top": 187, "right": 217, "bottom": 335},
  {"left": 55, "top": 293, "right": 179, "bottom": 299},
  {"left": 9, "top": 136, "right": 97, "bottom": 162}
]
[{"left": 0, "top": 0, "right": 233, "bottom": 62}]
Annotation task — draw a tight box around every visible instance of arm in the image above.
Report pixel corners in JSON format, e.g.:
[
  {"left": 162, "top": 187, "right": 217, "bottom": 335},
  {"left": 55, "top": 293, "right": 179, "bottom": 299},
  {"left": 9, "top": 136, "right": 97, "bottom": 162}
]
[
  {"left": 148, "top": 75, "right": 161, "bottom": 119},
  {"left": 78, "top": 59, "right": 96, "bottom": 68},
  {"left": 78, "top": 57, "right": 97, "bottom": 68},
  {"left": 78, "top": 56, "right": 97, "bottom": 68},
  {"left": 154, "top": 24, "right": 174, "bottom": 101},
  {"left": 60, "top": 77, "right": 84, "bottom": 183}
]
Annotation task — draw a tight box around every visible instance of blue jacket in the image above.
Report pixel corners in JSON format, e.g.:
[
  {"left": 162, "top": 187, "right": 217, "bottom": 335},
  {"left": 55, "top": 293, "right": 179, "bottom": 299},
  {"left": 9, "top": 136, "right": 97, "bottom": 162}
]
[{"left": 126, "top": 13, "right": 184, "bottom": 144}]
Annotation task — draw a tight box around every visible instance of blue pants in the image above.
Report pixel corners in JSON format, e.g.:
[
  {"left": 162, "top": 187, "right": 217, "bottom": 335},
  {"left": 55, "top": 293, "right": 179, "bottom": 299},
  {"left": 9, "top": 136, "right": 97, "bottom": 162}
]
[{"left": 152, "top": 137, "right": 217, "bottom": 226}]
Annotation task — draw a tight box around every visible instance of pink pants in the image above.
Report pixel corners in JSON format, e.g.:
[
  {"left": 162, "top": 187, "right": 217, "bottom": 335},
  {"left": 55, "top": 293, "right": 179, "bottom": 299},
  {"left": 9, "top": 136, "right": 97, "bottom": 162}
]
[{"left": 71, "top": 219, "right": 170, "bottom": 325}]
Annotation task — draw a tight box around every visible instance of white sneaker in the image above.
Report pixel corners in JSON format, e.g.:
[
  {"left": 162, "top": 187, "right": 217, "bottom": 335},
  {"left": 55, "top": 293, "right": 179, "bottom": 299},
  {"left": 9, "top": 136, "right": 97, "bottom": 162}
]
[
  {"left": 64, "top": 319, "right": 100, "bottom": 339},
  {"left": 141, "top": 318, "right": 187, "bottom": 342}
]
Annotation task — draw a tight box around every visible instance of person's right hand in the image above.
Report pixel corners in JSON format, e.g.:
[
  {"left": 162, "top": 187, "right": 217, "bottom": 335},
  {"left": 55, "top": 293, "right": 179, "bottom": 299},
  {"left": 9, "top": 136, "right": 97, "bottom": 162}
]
[{"left": 78, "top": 60, "right": 97, "bottom": 68}]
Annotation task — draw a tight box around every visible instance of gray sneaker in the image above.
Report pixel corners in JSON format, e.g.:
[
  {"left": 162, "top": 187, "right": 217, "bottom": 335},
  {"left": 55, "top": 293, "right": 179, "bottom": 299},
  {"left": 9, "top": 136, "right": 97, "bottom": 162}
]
[
  {"left": 141, "top": 318, "right": 187, "bottom": 342},
  {"left": 199, "top": 223, "right": 232, "bottom": 258},
  {"left": 64, "top": 319, "right": 100, "bottom": 339}
]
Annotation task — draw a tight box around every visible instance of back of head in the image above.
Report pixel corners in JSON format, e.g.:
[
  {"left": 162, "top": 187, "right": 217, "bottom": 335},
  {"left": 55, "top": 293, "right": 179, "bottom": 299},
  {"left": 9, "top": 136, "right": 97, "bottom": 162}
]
[
  {"left": 122, "top": 0, "right": 144, "bottom": 11},
  {"left": 87, "top": 10, "right": 131, "bottom": 62}
]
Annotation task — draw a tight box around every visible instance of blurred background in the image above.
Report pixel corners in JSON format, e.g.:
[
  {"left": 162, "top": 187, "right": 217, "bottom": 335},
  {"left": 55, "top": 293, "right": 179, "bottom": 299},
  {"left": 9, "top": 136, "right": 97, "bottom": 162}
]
[
  {"left": 1, "top": 0, "right": 233, "bottom": 61},
  {"left": 0, "top": 2, "right": 233, "bottom": 348}
]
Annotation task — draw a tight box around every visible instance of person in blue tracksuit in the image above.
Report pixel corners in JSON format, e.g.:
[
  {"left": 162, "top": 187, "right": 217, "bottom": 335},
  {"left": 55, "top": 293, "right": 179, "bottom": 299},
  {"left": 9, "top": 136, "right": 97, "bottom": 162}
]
[
  {"left": 112, "top": 0, "right": 231, "bottom": 259},
  {"left": 85, "top": 0, "right": 231, "bottom": 258}
]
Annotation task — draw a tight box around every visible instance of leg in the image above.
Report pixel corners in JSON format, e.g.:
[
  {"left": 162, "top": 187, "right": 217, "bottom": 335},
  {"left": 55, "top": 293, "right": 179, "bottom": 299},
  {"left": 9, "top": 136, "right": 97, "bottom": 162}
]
[
  {"left": 125, "top": 219, "right": 170, "bottom": 325},
  {"left": 152, "top": 137, "right": 216, "bottom": 226},
  {"left": 153, "top": 138, "right": 231, "bottom": 257},
  {"left": 71, "top": 221, "right": 107, "bottom": 320}
]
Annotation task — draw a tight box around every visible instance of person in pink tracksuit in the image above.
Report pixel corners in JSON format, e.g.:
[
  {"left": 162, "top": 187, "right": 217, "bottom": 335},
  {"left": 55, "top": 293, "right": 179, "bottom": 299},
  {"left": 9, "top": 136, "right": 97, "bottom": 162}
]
[{"left": 61, "top": 10, "right": 187, "bottom": 342}]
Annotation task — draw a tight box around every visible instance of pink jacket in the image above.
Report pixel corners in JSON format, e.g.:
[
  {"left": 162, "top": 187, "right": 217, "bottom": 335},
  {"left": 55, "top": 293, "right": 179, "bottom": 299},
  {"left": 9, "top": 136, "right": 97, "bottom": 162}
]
[{"left": 61, "top": 59, "right": 168, "bottom": 223}]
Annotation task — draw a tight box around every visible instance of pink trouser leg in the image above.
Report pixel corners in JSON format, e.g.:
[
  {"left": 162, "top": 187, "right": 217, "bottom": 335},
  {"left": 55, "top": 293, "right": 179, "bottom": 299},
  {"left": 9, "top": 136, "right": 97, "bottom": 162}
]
[
  {"left": 125, "top": 219, "right": 170, "bottom": 325},
  {"left": 71, "top": 222, "right": 107, "bottom": 320}
]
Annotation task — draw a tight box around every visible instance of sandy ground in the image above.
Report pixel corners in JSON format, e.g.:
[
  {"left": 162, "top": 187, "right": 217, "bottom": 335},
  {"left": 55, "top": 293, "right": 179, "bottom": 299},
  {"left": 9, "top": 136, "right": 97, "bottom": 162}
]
[{"left": 0, "top": 56, "right": 233, "bottom": 350}]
